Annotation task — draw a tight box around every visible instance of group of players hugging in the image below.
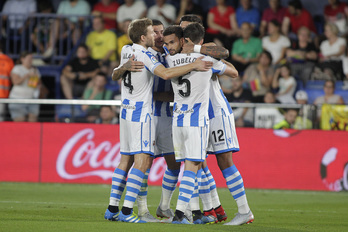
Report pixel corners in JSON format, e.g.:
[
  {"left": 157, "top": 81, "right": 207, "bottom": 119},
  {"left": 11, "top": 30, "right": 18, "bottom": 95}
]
[{"left": 103, "top": 14, "right": 254, "bottom": 225}]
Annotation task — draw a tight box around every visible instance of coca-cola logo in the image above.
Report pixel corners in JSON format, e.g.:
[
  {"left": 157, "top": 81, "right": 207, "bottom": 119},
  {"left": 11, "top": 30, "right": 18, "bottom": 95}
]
[{"left": 56, "top": 128, "right": 174, "bottom": 183}]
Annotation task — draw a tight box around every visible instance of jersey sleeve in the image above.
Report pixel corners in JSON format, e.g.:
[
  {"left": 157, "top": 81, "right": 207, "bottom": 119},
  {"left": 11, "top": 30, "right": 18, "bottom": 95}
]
[
  {"left": 211, "top": 59, "right": 226, "bottom": 75},
  {"left": 143, "top": 51, "right": 162, "bottom": 73}
]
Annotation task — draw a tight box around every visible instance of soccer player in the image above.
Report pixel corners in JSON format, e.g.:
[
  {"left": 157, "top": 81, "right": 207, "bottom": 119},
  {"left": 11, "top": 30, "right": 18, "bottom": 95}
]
[
  {"left": 164, "top": 23, "right": 239, "bottom": 224},
  {"left": 180, "top": 15, "right": 255, "bottom": 226},
  {"left": 104, "top": 18, "right": 212, "bottom": 223}
]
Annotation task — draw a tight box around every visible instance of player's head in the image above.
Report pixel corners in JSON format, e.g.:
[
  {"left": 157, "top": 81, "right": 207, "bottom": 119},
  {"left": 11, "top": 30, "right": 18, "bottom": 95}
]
[
  {"left": 179, "top": 14, "right": 203, "bottom": 29},
  {"left": 128, "top": 18, "right": 154, "bottom": 48},
  {"left": 163, "top": 25, "right": 183, "bottom": 55},
  {"left": 183, "top": 22, "right": 205, "bottom": 45},
  {"left": 152, "top": 19, "right": 165, "bottom": 50}
]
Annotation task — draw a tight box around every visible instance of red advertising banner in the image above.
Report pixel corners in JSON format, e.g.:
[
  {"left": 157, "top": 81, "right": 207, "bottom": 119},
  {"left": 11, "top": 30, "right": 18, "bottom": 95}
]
[{"left": 1, "top": 122, "right": 347, "bottom": 191}]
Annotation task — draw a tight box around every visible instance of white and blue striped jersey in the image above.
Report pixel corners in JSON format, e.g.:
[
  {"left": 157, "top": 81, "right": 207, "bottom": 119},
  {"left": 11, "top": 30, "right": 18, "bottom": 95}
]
[
  {"left": 208, "top": 77, "right": 233, "bottom": 119},
  {"left": 166, "top": 53, "right": 226, "bottom": 127},
  {"left": 148, "top": 47, "right": 172, "bottom": 118},
  {"left": 119, "top": 44, "right": 161, "bottom": 122}
]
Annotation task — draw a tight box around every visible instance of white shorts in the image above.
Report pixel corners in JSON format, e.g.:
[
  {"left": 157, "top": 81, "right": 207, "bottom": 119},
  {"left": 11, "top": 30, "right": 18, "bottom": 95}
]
[
  {"left": 173, "top": 124, "right": 209, "bottom": 162},
  {"left": 207, "top": 113, "right": 239, "bottom": 154},
  {"left": 154, "top": 115, "right": 174, "bottom": 157},
  {"left": 120, "top": 117, "right": 155, "bottom": 156}
]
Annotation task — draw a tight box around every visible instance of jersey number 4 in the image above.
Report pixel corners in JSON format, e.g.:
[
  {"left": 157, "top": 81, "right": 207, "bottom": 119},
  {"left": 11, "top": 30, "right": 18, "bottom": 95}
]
[
  {"left": 178, "top": 76, "right": 191, "bottom": 97},
  {"left": 123, "top": 71, "right": 134, "bottom": 94}
]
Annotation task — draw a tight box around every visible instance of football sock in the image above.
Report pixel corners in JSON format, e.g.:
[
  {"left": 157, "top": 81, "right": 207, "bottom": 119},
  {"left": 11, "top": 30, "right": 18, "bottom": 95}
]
[
  {"left": 122, "top": 168, "right": 145, "bottom": 212},
  {"left": 203, "top": 166, "right": 221, "bottom": 209},
  {"left": 137, "top": 168, "right": 150, "bottom": 216},
  {"left": 108, "top": 205, "right": 118, "bottom": 213},
  {"left": 176, "top": 170, "right": 196, "bottom": 213},
  {"left": 109, "top": 168, "right": 127, "bottom": 207},
  {"left": 189, "top": 169, "right": 201, "bottom": 211},
  {"left": 222, "top": 165, "right": 250, "bottom": 214},
  {"left": 159, "top": 168, "right": 180, "bottom": 210},
  {"left": 199, "top": 169, "right": 213, "bottom": 211},
  {"left": 175, "top": 209, "right": 184, "bottom": 219},
  {"left": 121, "top": 206, "right": 132, "bottom": 215}
]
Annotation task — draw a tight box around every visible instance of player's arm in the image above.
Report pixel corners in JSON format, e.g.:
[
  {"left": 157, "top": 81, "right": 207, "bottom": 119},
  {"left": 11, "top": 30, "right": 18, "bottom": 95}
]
[
  {"left": 111, "top": 55, "right": 144, "bottom": 80},
  {"left": 154, "top": 56, "right": 213, "bottom": 80},
  {"left": 220, "top": 60, "right": 239, "bottom": 79},
  {"left": 182, "top": 38, "right": 229, "bottom": 59}
]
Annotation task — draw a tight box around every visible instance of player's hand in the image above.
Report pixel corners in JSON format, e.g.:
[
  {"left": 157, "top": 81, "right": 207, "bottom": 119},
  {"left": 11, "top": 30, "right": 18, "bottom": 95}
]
[
  {"left": 194, "top": 56, "right": 213, "bottom": 71},
  {"left": 182, "top": 37, "right": 194, "bottom": 54},
  {"left": 124, "top": 55, "right": 144, "bottom": 72}
]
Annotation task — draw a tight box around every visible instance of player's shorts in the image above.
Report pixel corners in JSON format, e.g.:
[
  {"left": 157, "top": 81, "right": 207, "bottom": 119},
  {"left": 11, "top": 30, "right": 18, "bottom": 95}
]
[
  {"left": 120, "top": 117, "right": 155, "bottom": 156},
  {"left": 173, "top": 124, "right": 209, "bottom": 162},
  {"left": 153, "top": 115, "right": 174, "bottom": 158},
  {"left": 207, "top": 113, "right": 240, "bottom": 154}
]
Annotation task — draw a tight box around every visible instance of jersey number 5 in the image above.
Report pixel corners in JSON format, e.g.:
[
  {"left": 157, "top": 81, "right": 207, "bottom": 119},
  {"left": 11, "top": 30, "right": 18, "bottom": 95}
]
[
  {"left": 123, "top": 71, "right": 134, "bottom": 94},
  {"left": 178, "top": 76, "right": 191, "bottom": 97}
]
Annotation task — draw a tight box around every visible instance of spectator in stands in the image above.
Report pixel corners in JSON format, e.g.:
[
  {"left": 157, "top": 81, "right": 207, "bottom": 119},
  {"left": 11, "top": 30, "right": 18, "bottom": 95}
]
[
  {"left": 95, "top": 105, "right": 118, "bottom": 124},
  {"left": 0, "top": 43, "right": 15, "bottom": 121},
  {"left": 324, "top": 0, "right": 348, "bottom": 36},
  {"left": 273, "top": 108, "right": 298, "bottom": 129},
  {"left": 231, "top": 22, "right": 262, "bottom": 72},
  {"left": 60, "top": 44, "right": 100, "bottom": 99},
  {"left": 92, "top": 0, "right": 120, "bottom": 31},
  {"left": 8, "top": 51, "right": 41, "bottom": 122},
  {"left": 263, "top": 90, "right": 280, "bottom": 103},
  {"left": 86, "top": 16, "right": 117, "bottom": 76},
  {"left": 30, "top": 0, "right": 55, "bottom": 55},
  {"left": 260, "top": 0, "right": 286, "bottom": 37},
  {"left": 228, "top": 76, "right": 254, "bottom": 127},
  {"left": 293, "top": 90, "right": 313, "bottom": 129},
  {"left": 81, "top": 72, "right": 113, "bottom": 123},
  {"left": 116, "top": 0, "right": 147, "bottom": 30},
  {"left": 235, "top": 0, "right": 261, "bottom": 35},
  {"left": 179, "top": 14, "right": 203, "bottom": 29},
  {"left": 272, "top": 64, "right": 297, "bottom": 104},
  {"left": 314, "top": 80, "right": 345, "bottom": 105},
  {"left": 243, "top": 50, "right": 274, "bottom": 102},
  {"left": 262, "top": 19, "right": 290, "bottom": 65},
  {"left": 1, "top": 0, "right": 37, "bottom": 52},
  {"left": 282, "top": 0, "right": 317, "bottom": 39},
  {"left": 116, "top": 19, "right": 132, "bottom": 60},
  {"left": 175, "top": 0, "right": 204, "bottom": 24},
  {"left": 147, "top": 0, "right": 176, "bottom": 28},
  {"left": 205, "top": 0, "right": 239, "bottom": 53},
  {"left": 317, "top": 23, "right": 346, "bottom": 80},
  {"left": 285, "top": 26, "right": 318, "bottom": 86},
  {"left": 43, "top": 0, "right": 91, "bottom": 57}
]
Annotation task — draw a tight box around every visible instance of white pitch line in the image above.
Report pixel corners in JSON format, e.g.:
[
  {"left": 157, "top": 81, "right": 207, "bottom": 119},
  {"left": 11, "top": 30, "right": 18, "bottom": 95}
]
[{"left": 0, "top": 201, "right": 338, "bottom": 214}]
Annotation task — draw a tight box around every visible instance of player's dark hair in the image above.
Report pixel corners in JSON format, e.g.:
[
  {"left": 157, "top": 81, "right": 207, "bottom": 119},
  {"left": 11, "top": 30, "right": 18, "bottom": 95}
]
[
  {"left": 163, "top": 25, "right": 183, "bottom": 39},
  {"left": 179, "top": 14, "right": 203, "bottom": 26},
  {"left": 183, "top": 23, "right": 205, "bottom": 44},
  {"left": 128, "top": 18, "right": 153, "bottom": 43},
  {"left": 288, "top": 0, "right": 302, "bottom": 9},
  {"left": 152, "top": 19, "right": 164, "bottom": 26}
]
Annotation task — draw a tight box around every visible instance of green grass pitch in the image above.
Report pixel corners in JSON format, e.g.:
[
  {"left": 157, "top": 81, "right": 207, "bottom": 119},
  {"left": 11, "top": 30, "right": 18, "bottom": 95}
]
[{"left": 0, "top": 182, "right": 347, "bottom": 232}]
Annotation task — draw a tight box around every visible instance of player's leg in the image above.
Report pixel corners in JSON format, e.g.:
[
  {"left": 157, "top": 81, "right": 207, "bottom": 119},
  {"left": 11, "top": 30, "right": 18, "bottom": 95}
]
[
  {"left": 157, "top": 154, "right": 180, "bottom": 218},
  {"left": 119, "top": 153, "right": 152, "bottom": 223},
  {"left": 104, "top": 154, "right": 134, "bottom": 221},
  {"left": 202, "top": 161, "right": 227, "bottom": 222},
  {"left": 173, "top": 160, "right": 200, "bottom": 224},
  {"left": 217, "top": 152, "right": 254, "bottom": 225},
  {"left": 137, "top": 157, "right": 160, "bottom": 222}
]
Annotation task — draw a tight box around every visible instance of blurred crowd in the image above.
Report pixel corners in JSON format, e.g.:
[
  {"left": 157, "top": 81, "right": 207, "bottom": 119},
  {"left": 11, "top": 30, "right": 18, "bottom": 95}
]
[{"left": 0, "top": 0, "right": 347, "bottom": 128}]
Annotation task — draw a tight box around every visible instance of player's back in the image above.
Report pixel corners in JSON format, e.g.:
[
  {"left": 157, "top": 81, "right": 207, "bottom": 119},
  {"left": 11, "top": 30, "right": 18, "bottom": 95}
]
[
  {"left": 166, "top": 53, "right": 212, "bottom": 127},
  {"left": 119, "top": 44, "right": 161, "bottom": 122},
  {"left": 209, "top": 77, "right": 233, "bottom": 119},
  {"left": 148, "top": 47, "right": 172, "bottom": 118}
]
